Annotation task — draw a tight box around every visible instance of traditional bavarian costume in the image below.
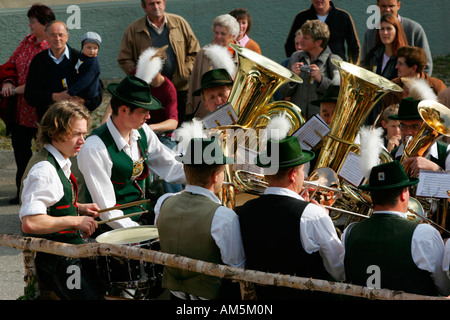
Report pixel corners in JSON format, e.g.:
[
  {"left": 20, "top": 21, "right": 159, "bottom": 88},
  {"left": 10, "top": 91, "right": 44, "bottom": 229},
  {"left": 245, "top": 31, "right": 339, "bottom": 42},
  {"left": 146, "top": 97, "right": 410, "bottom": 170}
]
[
  {"left": 342, "top": 161, "right": 450, "bottom": 296},
  {"left": 155, "top": 137, "right": 245, "bottom": 300},
  {"left": 78, "top": 76, "right": 185, "bottom": 230},
  {"left": 19, "top": 145, "right": 104, "bottom": 299},
  {"left": 237, "top": 135, "right": 345, "bottom": 299}
]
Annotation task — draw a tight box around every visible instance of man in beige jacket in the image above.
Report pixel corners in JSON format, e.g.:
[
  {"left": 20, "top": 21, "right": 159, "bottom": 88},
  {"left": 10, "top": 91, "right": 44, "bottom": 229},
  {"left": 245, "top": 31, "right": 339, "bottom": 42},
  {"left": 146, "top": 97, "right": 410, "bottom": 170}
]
[{"left": 118, "top": 0, "right": 200, "bottom": 125}]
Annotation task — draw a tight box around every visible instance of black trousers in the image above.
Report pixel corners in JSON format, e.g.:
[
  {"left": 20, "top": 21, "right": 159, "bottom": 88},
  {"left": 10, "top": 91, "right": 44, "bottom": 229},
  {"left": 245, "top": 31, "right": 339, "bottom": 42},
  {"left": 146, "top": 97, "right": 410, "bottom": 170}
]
[
  {"left": 35, "top": 252, "right": 105, "bottom": 300},
  {"left": 11, "top": 123, "right": 37, "bottom": 198}
]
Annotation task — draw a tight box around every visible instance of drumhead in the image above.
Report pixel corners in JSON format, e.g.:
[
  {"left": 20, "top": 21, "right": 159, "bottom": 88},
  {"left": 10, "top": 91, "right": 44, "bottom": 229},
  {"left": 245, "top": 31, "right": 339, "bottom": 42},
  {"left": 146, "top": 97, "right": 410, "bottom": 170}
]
[{"left": 96, "top": 226, "right": 159, "bottom": 245}]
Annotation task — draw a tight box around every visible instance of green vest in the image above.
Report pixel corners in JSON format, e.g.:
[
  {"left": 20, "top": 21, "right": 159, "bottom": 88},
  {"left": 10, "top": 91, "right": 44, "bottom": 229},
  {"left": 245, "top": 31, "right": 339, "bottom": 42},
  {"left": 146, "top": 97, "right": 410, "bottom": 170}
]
[
  {"left": 87, "top": 124, "right": 151, "bottom": 220},
  {"left": 344, "top": 214, "right": 437, "bottom": 296},
  {"left": 21, "top": 149, "right": 82, "bottom": 244},
  {"left": 157, "top": 192, "right": 236, "bottom": 299}
]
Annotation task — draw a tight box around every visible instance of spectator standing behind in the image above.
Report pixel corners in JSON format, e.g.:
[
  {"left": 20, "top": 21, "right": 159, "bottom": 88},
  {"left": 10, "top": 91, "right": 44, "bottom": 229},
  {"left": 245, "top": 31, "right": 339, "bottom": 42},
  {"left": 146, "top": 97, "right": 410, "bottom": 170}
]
[
  {"left": 0, "top": 4, "right": 55, "bottom": 204},
  {"left": 379, "top": 104, "right": 401, "bottom": 153},
  {"left": 185, "top": 14, "right": 239, "bottom": 120},
  {"left": 361, "top": 14, "right": 407, "bottom": 80},
  {"left": 60, "top": 31, "right": 103, "bottom": 112},
  {"left": 361, "top": 0, "right": 433, "bottom": 75},
  {"left": 19, "top": 100, "right": 104, "bottom": 300},
  {"left": 24, "top": 20, "right": 81, "bottom": 121},
  {"left": 280, "top": 20, "right": 341, "bottom": 120},
  {"left": 361, "top": 13, "right": 407, "bottom": 125},
  {"left": 229, "top": 8, "right": 261, "bottom": 54},
  {"left": 284, "top": 0, "right": 360, "bottom": 64},
  {"left": 118, "top": 0, "right": 200, "bottom": 125},
  {"left": 342, "top": 161, "right": 450, "bottom": 296},
  {"left": 383, "top": 46, "right": 447, "bottom": 109}
]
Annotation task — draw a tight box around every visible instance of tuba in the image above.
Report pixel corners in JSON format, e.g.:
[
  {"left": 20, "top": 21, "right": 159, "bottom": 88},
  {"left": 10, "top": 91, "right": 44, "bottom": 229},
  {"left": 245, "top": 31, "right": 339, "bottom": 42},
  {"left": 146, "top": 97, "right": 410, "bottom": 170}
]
[
  {"left": 227, "top": 43, "right": 306, "bottom": 132},
  {"left": 313, "top": 59, "right": 403, "bottom": 173},
  {"left": 214, "top": 44, "right": 307, "bottom": 208}
]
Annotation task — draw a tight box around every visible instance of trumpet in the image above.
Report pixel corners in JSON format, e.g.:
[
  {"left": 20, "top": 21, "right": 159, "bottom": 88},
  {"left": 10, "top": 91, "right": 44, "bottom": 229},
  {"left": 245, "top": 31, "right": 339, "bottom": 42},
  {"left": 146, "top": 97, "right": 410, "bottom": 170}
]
[{"left": 233, "top": 168, "right": 370, "bottom": 220}]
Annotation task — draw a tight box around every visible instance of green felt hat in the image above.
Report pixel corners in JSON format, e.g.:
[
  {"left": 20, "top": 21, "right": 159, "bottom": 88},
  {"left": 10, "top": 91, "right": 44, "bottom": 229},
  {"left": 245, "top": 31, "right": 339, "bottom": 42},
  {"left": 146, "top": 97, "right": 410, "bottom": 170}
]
[
  {"left": 192, "top": 69, "right": 234, "bottom": 96},
  {"left": 359, "top": 160, "right": 419, "bottom": 191},
  {"left": 310, "top": 85, "right": 340, "bottom": 106},
  {"left": 107, "top": 75, "right": 161, "bottom": 110},
  {"left": 388, "top": 97, "right": 421, "bottom": 120},
  {"left": 255, "top": 135, "right": 315, "bottom": 168},
  {"left": 175, "top": 136, "right": 235, "bottom": 165}
]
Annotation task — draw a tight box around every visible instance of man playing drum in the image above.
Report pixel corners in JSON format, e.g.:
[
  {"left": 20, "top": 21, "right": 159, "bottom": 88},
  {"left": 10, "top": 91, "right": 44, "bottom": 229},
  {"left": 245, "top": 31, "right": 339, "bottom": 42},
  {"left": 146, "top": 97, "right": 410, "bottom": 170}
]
[
  {"left": 19, "top": 101, "right": 104, "bottom": 300},
  {"left": 78, "top": 76, "right": 185, "bottom": 231}
]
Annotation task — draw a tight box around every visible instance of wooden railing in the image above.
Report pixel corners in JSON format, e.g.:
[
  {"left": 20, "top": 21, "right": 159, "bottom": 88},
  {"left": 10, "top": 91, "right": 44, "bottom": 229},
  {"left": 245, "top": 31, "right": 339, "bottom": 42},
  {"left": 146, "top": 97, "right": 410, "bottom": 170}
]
[{"left": 0, "top": 233, "right": 447, "bottom": 300}]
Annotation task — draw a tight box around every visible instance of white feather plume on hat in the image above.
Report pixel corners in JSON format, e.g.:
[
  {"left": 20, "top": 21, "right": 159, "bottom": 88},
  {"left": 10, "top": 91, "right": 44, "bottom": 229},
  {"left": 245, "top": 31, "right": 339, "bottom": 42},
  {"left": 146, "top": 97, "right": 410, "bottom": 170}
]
[
  {"left": 265, "top": 113, "right": 292, "bottom": 141},
  {"left": 173, "top": 118, "right": 207, "bottom": 156},
  {"left": 204, "top": 44, "right": 236, "bottom": 79},
  {"left": 402, "top": 77, "right": 437, "bottom": 101},
  {"left": 135, "top": 46, "right": 167, "bottom": 84},
  {"left": 359, "top": 126, "right": 385, "bottom": 179}
]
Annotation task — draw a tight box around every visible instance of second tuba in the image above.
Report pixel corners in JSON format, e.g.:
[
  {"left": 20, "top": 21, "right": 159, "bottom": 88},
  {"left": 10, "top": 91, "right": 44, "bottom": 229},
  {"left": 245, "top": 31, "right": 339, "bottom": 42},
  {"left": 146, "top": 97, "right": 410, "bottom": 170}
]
[{"left": 313, "top": 59, "right": 403, "bottom": 173}]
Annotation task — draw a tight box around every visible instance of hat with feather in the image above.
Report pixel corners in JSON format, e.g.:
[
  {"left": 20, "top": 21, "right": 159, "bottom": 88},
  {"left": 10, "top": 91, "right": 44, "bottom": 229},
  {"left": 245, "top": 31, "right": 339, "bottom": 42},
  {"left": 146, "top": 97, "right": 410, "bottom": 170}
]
[
  {"left": 193, "top": 44, "right": 236, "bottom": 96},
  {"left": 255, "top": 114, "right": 315, "bottom": 168},
  {"left": 135, "top": 45, "right": 168, "bottom": 84},
  {"left": 389, "top": 78, "right": 437, "bottom": 121},
  {"left": 173, "top": 118, "right": 233, "bottom": 165}
]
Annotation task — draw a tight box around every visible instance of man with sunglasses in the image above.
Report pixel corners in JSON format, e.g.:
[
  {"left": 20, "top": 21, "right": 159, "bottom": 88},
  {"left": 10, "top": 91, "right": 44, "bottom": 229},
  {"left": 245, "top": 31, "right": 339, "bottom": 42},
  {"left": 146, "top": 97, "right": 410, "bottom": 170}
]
[{"left": 390, "top": 97, "right": 450, "bottom": 177}]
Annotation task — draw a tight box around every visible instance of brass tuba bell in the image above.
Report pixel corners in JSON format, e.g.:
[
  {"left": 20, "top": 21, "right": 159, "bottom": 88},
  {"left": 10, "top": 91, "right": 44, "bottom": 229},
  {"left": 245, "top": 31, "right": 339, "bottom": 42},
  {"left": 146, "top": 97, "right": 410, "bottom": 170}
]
[
  {"left": 313, "top": 59, "right": 403, "bottom": 173},
  {"left": 227, "top": 43, "right": 306, "bottom": 133},
  {"left": 400, "top": 100, "right": 450, "bottom": 176}
]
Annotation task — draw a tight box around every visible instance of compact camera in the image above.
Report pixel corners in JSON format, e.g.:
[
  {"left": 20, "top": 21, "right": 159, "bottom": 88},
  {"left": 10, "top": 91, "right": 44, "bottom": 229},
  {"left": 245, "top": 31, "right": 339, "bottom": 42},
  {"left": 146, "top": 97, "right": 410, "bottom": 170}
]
[{"left": 300, "top": 65, "right": 312, "bottom": 73}]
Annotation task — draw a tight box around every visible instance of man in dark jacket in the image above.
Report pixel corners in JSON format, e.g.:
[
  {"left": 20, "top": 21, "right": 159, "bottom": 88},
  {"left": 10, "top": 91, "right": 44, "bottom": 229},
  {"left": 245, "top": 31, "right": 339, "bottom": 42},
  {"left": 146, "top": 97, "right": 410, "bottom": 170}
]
[{"left": 25, "top": 20, "right": 80, "bottom": 121}]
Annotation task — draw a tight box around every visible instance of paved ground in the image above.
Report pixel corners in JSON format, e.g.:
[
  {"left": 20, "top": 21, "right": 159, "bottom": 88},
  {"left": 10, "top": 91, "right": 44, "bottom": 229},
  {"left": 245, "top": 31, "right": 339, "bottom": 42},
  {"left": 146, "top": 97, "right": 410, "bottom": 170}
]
[{"left": 0, "top": 150, "right": 25, "bottom": 300}]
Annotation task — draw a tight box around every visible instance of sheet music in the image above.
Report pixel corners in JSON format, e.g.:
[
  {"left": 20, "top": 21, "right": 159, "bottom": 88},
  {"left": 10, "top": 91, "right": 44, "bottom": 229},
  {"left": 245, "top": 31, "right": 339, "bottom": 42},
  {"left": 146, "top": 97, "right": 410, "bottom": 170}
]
[
  {"left": 234, "top": 145, "right": 264, "bottom": 175},
  {"left": 202, "top": 102, "right": 238, "bottom": 129},
  {"left": 338, "top": 151, "right": 365, "bottom": 187},
  {"left": 416, "top": 170, "right": 450, "bottom": 198},
  {"left": 292, "top": 114, "right": 330, "bottom": 150}
]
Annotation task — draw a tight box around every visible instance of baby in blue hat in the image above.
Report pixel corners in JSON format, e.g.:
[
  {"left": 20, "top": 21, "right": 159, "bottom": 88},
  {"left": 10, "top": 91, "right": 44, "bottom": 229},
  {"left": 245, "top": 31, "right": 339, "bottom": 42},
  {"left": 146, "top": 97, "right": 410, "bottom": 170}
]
[{"left": 66, "top": 31, "right": 103, "bottom": 111}]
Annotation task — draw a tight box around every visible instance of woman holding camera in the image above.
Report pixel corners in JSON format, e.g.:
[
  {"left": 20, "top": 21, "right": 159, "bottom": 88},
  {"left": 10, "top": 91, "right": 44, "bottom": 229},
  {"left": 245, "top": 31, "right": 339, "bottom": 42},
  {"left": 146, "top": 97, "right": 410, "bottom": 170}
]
[{"left": 280, "top": 19, "right": 342, "bottom": 120}]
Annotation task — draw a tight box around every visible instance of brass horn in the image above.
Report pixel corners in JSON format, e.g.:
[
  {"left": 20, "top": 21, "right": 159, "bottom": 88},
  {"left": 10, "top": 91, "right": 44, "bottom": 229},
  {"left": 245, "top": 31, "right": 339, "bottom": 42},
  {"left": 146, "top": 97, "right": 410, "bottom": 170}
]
[
  {"left": 227, "top": 43, "right": 306, "bottom": 133},
  {"left": 313, "top": 59, "right": 403, "bottom": 173},
  {"left": 400, "top": 100, "right": 450, "bottom": 176},
  {"left": 213, "top": 44, "right": 308, "bottom": 208}
]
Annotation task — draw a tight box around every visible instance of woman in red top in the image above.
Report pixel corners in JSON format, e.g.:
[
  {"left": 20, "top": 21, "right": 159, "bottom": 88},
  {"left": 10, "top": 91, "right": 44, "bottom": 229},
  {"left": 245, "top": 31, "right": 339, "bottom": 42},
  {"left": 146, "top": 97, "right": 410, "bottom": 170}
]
[{"left": 0, "top": 4, "right": 55, "bottom": 204}]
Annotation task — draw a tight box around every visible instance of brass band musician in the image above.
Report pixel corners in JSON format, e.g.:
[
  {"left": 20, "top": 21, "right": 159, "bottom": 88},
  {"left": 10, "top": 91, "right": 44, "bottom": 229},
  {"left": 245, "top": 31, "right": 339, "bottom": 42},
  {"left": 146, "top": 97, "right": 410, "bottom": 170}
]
[{"left": 343, "top": 161, "right": 450, "bottom": 296}]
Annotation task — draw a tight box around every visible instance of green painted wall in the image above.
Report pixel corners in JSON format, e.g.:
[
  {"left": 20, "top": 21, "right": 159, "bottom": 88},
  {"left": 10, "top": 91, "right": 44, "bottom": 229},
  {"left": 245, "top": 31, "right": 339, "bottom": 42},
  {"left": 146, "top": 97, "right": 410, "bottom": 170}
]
[{"left": 1, "top": 0, "right": 448, "bottom": 79}]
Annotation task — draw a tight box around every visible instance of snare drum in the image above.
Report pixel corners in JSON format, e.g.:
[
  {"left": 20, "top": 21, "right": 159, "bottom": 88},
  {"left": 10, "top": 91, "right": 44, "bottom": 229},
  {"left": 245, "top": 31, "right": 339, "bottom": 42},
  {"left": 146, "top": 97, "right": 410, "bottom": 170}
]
[{"left": 95, "top": 225, "right": 163, "bottom": 296}]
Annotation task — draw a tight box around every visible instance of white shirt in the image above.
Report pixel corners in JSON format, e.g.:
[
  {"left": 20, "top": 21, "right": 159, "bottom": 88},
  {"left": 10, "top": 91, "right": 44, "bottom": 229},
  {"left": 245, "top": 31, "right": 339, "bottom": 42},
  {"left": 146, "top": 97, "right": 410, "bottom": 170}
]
[
  {"left": 48, "top": 45, "right": 70, "bottom": 65},
  {"left": 146, "top": 15, "right": 168, "bottom": 35},
  {"left": 263, "top": 187, "right": 345, "bottom": 281},
  {"left": 341, "top": 211, "right": 450, "bottom": 296},
  {"left": 77, "top": 118, "right": 185, "bottom": 229},
  {"left": 19, "top": 145, "right": 71, "bottom": 220},
  {"left": 155, "top": 185, "right": 246, "bottom": 269},
  {"left": 394, "top": 142, "right": 450, "bottom": 173}
]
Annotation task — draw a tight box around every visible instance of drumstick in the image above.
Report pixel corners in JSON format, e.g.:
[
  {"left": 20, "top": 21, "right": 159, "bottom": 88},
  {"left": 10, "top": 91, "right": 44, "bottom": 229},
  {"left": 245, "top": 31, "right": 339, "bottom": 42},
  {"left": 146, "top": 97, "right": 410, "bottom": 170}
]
[
  {"left": 97, "top": 199, "right": 150, "bottom": 214},
  {"left": 97, "top": 210, "right": 148, "bottom": 225}
]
